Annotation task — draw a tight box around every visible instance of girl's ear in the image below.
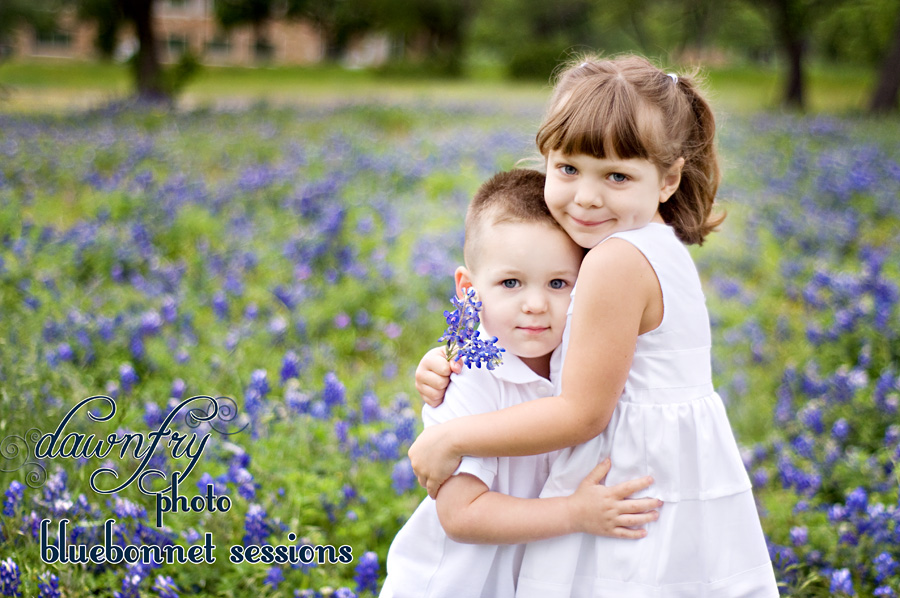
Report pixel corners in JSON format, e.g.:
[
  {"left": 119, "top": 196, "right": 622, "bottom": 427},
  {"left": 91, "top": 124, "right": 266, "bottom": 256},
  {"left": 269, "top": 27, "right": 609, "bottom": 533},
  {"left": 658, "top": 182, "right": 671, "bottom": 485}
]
[
  {"left": 659, "top": 157, "right": 685, "bottom": 203},
  {"left": 455, "top": 266, "right": 474, "bottom": 298}
]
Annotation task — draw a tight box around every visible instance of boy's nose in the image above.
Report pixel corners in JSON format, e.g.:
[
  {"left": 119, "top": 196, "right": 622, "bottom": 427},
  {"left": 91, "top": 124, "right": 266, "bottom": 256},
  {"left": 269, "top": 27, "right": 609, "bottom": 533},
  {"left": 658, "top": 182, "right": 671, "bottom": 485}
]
[{"left": 522, "top": 292, "right": 549, "bottom": 313}]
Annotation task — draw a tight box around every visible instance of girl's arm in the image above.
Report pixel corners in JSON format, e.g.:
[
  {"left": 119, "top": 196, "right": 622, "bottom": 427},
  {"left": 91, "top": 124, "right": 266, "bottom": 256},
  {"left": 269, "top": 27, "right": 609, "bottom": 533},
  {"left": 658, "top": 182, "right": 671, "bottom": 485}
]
[
  {"left": 410, "top": 240, "right": 660, "bottom": 497},
  {"left": 436, "top": 459, "right": 660, "bottom": 544}
]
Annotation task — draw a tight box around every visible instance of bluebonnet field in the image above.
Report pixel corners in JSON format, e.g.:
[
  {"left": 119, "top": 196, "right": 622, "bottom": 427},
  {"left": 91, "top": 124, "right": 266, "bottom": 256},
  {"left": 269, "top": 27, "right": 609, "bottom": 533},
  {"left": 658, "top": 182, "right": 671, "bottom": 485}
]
[{"left": 0, "top": 98, "right": 897, "bottom": 597}]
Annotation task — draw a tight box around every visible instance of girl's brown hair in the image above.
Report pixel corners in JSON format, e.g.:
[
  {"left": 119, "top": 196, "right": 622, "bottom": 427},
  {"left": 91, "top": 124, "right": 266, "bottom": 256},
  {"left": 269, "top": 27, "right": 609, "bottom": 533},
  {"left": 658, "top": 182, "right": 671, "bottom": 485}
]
[{"left": 536, "top": 54, "right": 724, "bottom": 245}]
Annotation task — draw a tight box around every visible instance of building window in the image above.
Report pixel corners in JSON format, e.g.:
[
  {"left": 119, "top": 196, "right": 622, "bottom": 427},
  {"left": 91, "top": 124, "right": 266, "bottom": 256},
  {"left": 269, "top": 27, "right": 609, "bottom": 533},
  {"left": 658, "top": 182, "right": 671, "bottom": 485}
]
[
  {"left": 205, "top": 34, "right": 231, "bottom": 54},
  {"left": 167, "top": 34, "right": 189, "bottom": 55},
  {"left": 254, "top": 39, "right": 274, "bottom": 61},
  {"left": 35, "top": 30, "right": 73, "bottom": 49}
]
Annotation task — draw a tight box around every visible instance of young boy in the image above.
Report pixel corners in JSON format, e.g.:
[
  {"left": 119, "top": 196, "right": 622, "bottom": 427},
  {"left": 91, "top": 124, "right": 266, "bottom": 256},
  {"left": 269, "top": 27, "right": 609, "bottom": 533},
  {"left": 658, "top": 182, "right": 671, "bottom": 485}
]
[{"left": 380, "top": 170, "right": 659, "bottom": 597}]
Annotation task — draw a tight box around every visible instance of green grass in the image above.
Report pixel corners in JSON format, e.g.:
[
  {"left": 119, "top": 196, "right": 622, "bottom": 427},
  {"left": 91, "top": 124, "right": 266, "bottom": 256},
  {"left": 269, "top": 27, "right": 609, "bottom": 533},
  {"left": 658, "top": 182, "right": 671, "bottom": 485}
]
[{"left": 0, "top": 56, "right": 882, "bottom": 115}]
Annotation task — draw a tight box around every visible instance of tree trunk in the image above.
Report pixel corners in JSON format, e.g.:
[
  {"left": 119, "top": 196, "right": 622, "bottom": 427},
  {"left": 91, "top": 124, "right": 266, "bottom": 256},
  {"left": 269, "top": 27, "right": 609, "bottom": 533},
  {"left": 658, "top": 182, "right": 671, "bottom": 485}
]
[
  {"left": 869, "top": 12, "right": 900, "bottom": 113},
  {"left": 771, "top": 0, "right": 806, "bottom": 110},
  {"left": 123, "top": 0, "right": 167, "bottom": 102},
  {"left": 783, "top": 36, "right": 805, "bottom": 109}
]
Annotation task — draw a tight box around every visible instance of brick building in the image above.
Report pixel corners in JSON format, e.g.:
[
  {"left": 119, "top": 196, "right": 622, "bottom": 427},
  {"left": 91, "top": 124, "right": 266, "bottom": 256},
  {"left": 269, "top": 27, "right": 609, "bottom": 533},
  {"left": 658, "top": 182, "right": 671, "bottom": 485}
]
[{"left": 11, "top": 0, "right": 328, "bottom": 66}]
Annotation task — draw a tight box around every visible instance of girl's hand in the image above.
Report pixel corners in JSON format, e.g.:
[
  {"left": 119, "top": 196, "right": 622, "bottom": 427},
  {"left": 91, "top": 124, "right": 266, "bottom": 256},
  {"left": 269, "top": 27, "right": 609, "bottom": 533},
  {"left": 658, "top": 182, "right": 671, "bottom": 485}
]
[
  {"left": 567, "top": 459, "right": 662, "bottom": 539},
  {"left": 408, "top": 423, "right": 462, "bottom": 498},
  {"left": 415, "top": 347, "right": 462, "bottom": 408}
]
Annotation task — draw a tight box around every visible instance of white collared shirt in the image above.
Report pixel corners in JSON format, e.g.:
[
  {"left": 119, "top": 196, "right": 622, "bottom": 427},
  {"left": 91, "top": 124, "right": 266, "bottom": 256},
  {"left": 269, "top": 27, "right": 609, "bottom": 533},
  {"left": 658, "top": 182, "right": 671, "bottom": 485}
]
[{"left": 381, "top": 345, "right": 561, "bottom": 598}]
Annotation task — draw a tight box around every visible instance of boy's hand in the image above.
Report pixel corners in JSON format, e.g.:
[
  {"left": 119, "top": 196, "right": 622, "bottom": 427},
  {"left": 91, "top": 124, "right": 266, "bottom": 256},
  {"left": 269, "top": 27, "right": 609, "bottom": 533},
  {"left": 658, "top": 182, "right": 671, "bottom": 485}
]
[
  {"left": 415, "top": 347, "right": 462, "bottom": 408},
  {"left": 409, "top": 423, "right": 461, "bottom": 498},
  {"left": 567, "top": 459, "right": 662, "bottom": 539}
]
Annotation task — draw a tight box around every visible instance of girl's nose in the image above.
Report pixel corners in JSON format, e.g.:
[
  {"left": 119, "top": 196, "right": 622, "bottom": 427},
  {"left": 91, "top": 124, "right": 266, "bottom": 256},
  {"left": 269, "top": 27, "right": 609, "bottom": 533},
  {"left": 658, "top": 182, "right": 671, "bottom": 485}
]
[{"left": 573, "top": 183, "right": 602, "bottom": 208}]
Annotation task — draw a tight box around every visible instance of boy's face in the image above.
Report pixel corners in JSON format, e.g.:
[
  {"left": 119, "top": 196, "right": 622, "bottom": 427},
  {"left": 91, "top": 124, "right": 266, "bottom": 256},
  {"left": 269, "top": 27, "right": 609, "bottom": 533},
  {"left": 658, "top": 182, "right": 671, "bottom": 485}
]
[{"left": 457, "top": 221, "right": 582, "bottom": 372}]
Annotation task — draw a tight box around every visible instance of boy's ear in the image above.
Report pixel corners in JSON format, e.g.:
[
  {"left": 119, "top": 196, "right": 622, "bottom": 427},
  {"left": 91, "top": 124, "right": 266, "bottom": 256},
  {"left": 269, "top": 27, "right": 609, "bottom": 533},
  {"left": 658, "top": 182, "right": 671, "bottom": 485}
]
[
  {"left": 659, "top": 157, "right": 685, "bottom": 203},
  {"left": 455, "top": 266, "right": 474, "bottom": 298}
]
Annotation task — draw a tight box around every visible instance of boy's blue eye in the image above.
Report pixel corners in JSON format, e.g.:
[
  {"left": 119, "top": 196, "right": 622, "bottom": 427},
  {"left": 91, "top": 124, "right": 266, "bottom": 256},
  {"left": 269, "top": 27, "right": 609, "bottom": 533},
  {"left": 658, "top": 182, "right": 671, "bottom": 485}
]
[
  {"left": 609, "top": 173, "right": 627, "bottom": 183},
  {"left": 501, "top": 279, "right": 520, "bottom": 289},
  {"left": 549, "top": 279, "right": 567, "bottom": 290},
  {"left": 561, "top": 165, "right": 578, "bottom": 175}
]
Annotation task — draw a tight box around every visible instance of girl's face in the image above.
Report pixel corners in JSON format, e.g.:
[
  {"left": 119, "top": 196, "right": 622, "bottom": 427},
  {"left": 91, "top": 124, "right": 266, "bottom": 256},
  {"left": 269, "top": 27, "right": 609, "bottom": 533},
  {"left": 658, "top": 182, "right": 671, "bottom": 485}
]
[{"left": 544, "top": 150, "right": 683, "bottom": 249}]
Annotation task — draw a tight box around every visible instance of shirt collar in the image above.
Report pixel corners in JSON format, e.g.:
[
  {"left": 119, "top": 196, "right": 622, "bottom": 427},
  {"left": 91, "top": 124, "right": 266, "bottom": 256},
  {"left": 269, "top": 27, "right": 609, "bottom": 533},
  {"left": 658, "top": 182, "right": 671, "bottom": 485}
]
[{"left": 477, "top": 325, "right": 561, "bottom": 387}]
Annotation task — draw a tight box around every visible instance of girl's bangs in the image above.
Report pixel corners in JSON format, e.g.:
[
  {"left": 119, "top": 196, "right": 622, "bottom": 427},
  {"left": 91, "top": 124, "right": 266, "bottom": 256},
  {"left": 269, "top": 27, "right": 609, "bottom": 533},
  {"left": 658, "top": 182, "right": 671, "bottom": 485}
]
[{"left": 541, "top": 79, "right": 658, "bottom": 161}]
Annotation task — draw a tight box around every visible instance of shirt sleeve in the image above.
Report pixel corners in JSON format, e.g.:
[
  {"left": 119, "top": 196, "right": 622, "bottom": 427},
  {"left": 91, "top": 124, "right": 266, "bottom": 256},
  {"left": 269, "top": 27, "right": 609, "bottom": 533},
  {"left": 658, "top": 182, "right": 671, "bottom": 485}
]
[{"left": 421, "top": 367, "right": 501, "bottom": 488}]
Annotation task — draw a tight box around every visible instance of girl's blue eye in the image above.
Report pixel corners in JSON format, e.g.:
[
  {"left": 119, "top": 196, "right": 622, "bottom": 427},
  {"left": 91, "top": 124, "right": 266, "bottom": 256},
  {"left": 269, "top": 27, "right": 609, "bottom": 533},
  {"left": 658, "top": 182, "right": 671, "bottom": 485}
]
[
  {"left": 561, "top": 165, "right": 578, "bottom": 176},
  {"left": 609, "top": 173, "right": 627, "bottom": 183},
  {"left": 549, "top": 279, "right": 567, "bottom": 290},
  {"left": 501, "top": 279, "right": 520, "bottom": 289}
]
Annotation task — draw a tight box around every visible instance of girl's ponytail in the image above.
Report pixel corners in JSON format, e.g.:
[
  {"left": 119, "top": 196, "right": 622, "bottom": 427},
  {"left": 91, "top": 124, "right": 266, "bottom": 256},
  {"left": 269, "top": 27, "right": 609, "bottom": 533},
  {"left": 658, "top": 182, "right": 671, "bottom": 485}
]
[{"left": 659, "top": 74, "right": 724, "bottom": 246}]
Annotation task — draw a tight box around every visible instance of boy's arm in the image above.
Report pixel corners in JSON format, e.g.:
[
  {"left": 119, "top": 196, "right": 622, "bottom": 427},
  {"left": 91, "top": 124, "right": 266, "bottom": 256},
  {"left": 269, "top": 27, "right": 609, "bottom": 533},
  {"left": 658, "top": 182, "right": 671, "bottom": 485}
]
[
  {"left": 435, "top": 459, "right": 660, "bottom": 544},
  {"left": 411, "top": 241, "right": 660, "bottom": 497}
]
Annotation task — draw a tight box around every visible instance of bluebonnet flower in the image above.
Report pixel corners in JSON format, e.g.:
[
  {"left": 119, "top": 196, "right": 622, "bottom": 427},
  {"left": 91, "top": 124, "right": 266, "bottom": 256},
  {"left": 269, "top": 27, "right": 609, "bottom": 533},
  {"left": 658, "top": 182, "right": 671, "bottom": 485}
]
[
  {"left": 161, "top": 296, "right": 177, "bottom": 323},
  {"left": 119, "top": 363, "right": 139, "bottom": 393},
  {"left": 170, "top": 378, "right": 186, "bottom": 400},
  {"left": 286, "top": 385, "right": 311, "bottom": 414},
  {"left": 360, "top": 391, "right": 381, "bottom": 423},
  {"left": 354, "top": 551, "right": 379, "bottom": 594},
  {"left": 873, "top": 552, "right": 897, "bottom": 583},
  {"left": 112, "top": 496, "right": 147, "bottom": 520},
  {"left": 334, "top": 589, "right": 357, "bottom": 598},
  {"left": 264, "top": 567, "right": 284, "bottom": 590},
  {"left": 377, "top": 431, "right": 400, "bottom": 460},
  {"left": 281, "top": 351, "right": 302, "bottom": 383},
  {"left": 3, "top": 481, "right": 24, "bottom": 516},
  {"left": 789, "top": 526, "right": 807, "bottom": 546},
  {"left": 391, "top": 458, "right": 417, "bottom": 494},
  {"left": 439, "top": 288, "right": 504, "bottom": 370},
  {"left": 0, "top": 558, "right": 22, "bottom": 597},
  {"left": 845, "top": 487, "right": 867, "bottom": 513},
  {"left": 334, "top": 420, "right": 349, "bottom": 446},
  {"left": 874, "top": 587, "right": 896, "bottom": 597},
  {"left": 243, "top": 504, "right": 273, "bottom": 545},
  {"left": 37, "top": 572, "right": 60, "bottom": 598},
  {"left": 322, "top": 372, "right": 346, "bottom": 411},
  {"left": 831, "top": 418, "right": 850, "bottom": 442},
  {"left": 212, "top": 291, "right": 228, "bottom": 320},
  {"left": 829, "top": 568, "right": 854, "bottom": 595},
  {"left": 113, "top": 564, "right": 146, "bottom": 598},
  {"left": 151, "top": 575, "right": 178, "bottom": 598}
]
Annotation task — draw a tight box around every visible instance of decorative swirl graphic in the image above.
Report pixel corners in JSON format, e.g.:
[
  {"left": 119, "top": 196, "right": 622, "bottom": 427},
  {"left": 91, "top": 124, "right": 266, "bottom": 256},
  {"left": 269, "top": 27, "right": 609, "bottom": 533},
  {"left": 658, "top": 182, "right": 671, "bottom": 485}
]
[
  {"left": 184, "top": 395, "right": 247, "bottom": 436},
  {"left": 0, "top": 428, "right": 48, "bottom": 489}
]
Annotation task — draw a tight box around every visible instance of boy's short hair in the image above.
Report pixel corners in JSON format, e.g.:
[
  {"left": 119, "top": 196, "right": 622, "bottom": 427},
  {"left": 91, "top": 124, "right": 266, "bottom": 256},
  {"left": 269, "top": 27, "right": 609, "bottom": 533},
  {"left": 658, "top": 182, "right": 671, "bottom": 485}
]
[{"left": 464, "top": 169, "right": 562, "bottom": 268}]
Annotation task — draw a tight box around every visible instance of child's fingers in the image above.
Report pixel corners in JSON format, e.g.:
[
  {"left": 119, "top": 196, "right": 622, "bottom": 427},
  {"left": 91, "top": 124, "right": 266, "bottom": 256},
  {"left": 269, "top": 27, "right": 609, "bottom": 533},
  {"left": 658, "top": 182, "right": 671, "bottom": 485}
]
[
  {"left": 611, "top": 526, "right": 649, "bottom": 540},
  {"left": 617, "top": 496, "right": 663, "bottom": 514},
  {"left": 582, "top": 458, "right": 612, "bottom": 485},
  {"left": 449, "top": 359, "right": 463, "bottom": 374},
  {"left": 610, "top": 475, "right": 655, "bottom": 499},
  {"left": 615, "top": 510, "right": 660, "bottom": 528}
]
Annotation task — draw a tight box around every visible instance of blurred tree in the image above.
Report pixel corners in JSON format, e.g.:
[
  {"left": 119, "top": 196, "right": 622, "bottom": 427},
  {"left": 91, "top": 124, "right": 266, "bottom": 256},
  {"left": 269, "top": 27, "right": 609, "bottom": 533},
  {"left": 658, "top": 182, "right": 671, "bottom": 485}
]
[
  {"left": 69, "top": 0, "right": 167, "bottom": 101},
  {"left": 369, "top": 0, "right": 477, "bottom": 74},
  {"left": 740, "top": 0, "right": 845, "bottom": 109},
  {"left": 214, "top": 0, "right": 277, "bottom": 58},
  {"left": 286, "top": 0, "right": 377, "bottom": 61},
  {"left": 470, "top": 0, "right": 594, "bottom": 79},
  {"left": 0, "top": 0, "right": 61, "bottom": 60},
  {"left": 869, "top": 10, "right": 900, "bottom": 112}
]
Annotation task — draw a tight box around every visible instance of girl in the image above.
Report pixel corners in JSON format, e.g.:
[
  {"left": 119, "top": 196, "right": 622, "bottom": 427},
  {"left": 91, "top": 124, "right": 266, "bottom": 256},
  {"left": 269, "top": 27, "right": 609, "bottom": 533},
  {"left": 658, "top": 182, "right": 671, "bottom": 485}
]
[{"left": 409, "top": 55, "right": 778, "bottom": 596}]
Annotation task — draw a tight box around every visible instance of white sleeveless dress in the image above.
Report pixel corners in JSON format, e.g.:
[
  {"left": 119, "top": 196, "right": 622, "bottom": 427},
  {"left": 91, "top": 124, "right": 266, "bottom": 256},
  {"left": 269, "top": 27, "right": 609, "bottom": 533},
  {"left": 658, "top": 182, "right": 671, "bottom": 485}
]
[{"left": 516, "top": 223, "right": 778, "bottom": 598}]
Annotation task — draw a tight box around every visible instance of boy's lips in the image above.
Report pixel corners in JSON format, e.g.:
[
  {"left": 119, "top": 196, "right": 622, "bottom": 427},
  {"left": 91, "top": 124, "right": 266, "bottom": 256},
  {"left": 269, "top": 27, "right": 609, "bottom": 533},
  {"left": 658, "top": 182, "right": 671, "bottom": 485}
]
[{"left": 517, "top": 326, "right": 550, "bottom": 334}]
